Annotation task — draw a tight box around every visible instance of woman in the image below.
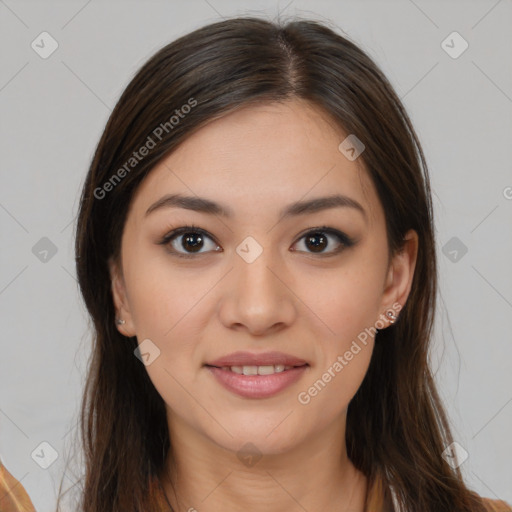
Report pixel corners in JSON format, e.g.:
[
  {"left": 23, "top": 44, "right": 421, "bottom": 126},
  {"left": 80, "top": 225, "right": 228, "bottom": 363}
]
[{"left": 64, "top": 16, "right": 511, "bottom": 512}]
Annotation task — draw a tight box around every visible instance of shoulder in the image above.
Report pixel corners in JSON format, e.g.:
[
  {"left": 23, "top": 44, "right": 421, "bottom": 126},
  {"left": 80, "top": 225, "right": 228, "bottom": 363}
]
[
  {"left": 365, "top": 471, "right": 512, "bottom": 512},
  {"left": 0, "top": 461, "right": 37, "bottom": 512},
  {"left": 481, "top": 497, "right": 512, "bottom": 512}
]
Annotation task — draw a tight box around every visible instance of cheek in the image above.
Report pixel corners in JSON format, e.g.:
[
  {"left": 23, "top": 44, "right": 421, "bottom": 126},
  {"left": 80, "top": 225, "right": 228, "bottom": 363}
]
[
  {"left": 123, "top": 247, "right": 216, "bottom": 339},
  {"left": 294, "top": 274, "right": 378, "bottom": 427},
  {"left": 298, "top": 260, "right": 385, "bottom": 344},
  {"left": 293, "top": 343, "right": 373, "bottom": 444},
  {"left": 121, "top": 249, "right": 215, "bottom": 400},
  {"left": 291, "top": 258, "right": 383, "bottom": 410}
]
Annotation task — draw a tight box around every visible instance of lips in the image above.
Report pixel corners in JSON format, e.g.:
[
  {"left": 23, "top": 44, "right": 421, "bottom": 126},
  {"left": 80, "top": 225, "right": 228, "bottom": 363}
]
[
  {"left": 205, "top": 350, "right": 309, "bottom": 368},
  {"left": 204, "top": 351, "right": 309, "bottom": 399}
]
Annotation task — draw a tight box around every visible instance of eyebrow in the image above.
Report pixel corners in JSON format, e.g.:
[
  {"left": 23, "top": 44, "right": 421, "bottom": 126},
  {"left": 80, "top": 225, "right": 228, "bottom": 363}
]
[{"left": 145, "top": 193, "right": 367, "bottom": 221}]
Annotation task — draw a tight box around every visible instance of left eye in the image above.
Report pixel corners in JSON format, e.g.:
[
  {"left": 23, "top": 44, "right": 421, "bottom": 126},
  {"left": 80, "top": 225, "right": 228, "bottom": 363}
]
[
  {"left": 159, "top": 226, "right": 354, "bottom": 258},
  {"left": 291, "top": 228, "right": 354, "bottom": 255}
]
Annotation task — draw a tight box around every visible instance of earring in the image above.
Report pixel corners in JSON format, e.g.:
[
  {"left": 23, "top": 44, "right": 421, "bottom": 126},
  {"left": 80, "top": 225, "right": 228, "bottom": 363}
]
[
  {"left": 386, "top": 310, "right": 397, "bottom": 324},
  {"left": 116, "top": 318, "right": 126, "bottom": 325}
]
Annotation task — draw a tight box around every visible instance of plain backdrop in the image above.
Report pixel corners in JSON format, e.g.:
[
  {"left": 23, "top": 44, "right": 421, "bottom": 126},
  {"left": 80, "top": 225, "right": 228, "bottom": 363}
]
[{"left": 1, "top": 1, "right": 511, "bottom": 510}]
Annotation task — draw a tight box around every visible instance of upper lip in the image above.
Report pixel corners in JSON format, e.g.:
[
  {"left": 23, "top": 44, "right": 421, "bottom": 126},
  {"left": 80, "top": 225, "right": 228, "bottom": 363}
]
[{"left": 205, "top": 351, "right": 309, "bottom": 368}]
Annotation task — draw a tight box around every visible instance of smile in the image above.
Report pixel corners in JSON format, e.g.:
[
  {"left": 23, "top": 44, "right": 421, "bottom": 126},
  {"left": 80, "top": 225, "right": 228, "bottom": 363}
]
[
  {"left": 205, "top": 364, "right": 309, "bottom": 399},
  {"left": 217, "top": 364, "right": 295, "bottom": 375}
]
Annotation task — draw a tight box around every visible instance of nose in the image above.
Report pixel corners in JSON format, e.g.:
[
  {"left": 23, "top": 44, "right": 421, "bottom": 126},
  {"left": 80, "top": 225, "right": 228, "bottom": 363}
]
[{"left": 217, "top": 249, "right": 297, "bottom": 337}]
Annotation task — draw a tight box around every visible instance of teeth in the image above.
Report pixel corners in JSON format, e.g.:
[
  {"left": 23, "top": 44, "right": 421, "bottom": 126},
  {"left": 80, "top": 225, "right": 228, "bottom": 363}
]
[
  {"left": 257, "top": 365, "right": 277, "bottom": 375},
  {"left": 222, "top": 364, "right": 293, "bottom": 375},
  {"left": 243, "top": 365, "right": 258, "bottom": 376}
]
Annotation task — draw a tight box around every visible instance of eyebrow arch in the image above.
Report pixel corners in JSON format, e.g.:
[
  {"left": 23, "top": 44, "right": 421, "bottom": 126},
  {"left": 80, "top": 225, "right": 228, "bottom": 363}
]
[{"left": 145, "top": 193, "right": 367, "bottom": 221}]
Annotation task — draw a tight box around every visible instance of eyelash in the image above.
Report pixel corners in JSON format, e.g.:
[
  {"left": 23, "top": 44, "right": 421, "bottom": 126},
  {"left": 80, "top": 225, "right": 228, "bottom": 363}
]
[{"left": 157, "top": 224, "right": 356, "bottom": 259}]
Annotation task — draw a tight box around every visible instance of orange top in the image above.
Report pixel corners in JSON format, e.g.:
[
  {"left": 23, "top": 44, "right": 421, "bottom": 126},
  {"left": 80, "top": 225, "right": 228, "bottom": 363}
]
[
  {"left": 0, "top": 462, "right": 36, "bottom": 512},
  {"left": 1, "top": 460, "right": 510, "bottom": 511}
]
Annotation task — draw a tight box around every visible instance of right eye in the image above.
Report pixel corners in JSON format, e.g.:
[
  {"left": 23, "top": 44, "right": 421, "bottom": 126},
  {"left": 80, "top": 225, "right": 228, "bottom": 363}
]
[{"left": 158, "top": 225, "right": 222, "bottom": 258}]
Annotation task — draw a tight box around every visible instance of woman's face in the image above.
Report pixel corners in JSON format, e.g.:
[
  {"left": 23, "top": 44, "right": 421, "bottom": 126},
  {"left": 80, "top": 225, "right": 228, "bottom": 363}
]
[{"left": 111, "top": 99, "right": 417, "bottom": 457}]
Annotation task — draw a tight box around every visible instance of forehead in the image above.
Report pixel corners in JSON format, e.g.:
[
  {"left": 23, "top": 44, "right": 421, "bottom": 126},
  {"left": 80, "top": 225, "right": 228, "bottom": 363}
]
[{"left": 130, "top": 99, "right": 380, "bottom": 225}]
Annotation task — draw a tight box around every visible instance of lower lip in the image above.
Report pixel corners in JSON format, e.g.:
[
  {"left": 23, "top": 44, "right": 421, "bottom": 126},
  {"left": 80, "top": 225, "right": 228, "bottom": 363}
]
[{"left": 205, "top": 365, "right": 308, "bottom": 399}]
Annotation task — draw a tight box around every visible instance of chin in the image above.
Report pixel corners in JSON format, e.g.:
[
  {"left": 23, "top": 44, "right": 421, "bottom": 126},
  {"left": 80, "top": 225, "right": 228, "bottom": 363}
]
[{"left": 208, "top": 415, "right": 305, "bottom": 456}]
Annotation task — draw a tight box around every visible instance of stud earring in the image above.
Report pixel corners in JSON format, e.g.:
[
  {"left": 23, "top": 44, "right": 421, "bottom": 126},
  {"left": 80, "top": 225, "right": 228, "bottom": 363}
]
[
  {"left": 116, "top": 318, "right": 126, "bottom": 325},
  {"left": 386, "top": 310, "right": 397, "bottom": 324}
]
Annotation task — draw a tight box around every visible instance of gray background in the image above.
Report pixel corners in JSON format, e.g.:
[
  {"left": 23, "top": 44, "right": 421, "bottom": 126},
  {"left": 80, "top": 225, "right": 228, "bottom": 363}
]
[{"left": 1, "top": 0, "right": 511, "bottom": 510}]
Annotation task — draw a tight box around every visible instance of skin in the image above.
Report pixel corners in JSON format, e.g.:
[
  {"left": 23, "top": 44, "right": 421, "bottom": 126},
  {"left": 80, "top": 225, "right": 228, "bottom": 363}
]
[{"left": 110, "top": 98, "right": 418, "bottom": 512}]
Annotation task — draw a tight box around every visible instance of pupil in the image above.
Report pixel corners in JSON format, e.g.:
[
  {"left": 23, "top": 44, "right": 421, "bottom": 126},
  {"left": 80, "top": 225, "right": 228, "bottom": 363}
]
[
  {"left": 306, "top": 232, "right": 327, "bottom": 252},
  {"left": 183, "top": 233, "right": 203, "bottom": 252}
]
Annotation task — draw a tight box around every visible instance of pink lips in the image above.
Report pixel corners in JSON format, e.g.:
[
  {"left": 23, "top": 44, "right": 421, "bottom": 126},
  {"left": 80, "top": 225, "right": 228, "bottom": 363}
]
[{"left": 204, "top": 351, "right": 309, "bottom": 399}]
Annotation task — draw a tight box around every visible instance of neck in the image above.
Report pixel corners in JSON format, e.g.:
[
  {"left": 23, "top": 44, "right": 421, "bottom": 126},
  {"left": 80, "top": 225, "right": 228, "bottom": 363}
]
[{"left": 160, "top": 414, "right": 368, "bottom": 512}]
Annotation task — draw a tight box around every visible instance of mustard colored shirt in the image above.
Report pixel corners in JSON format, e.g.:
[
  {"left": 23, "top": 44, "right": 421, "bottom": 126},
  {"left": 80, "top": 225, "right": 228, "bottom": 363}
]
[{"left": 0, "top": 462, "right": 36, "bottom": 512}]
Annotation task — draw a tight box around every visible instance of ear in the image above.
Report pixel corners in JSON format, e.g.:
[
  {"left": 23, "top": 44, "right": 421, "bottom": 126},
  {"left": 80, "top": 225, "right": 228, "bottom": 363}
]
[
  {"left": 109, "top": 257, "right": 136, "bottom": 337},
  {"left": 379, "top": 229, "right": 418, "bottom": 326}
]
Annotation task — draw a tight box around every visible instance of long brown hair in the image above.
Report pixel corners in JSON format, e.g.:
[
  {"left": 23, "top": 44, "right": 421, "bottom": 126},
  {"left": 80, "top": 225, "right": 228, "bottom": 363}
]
[{"left": 68, "top": 16, "right": 489, "bottom": 511}]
